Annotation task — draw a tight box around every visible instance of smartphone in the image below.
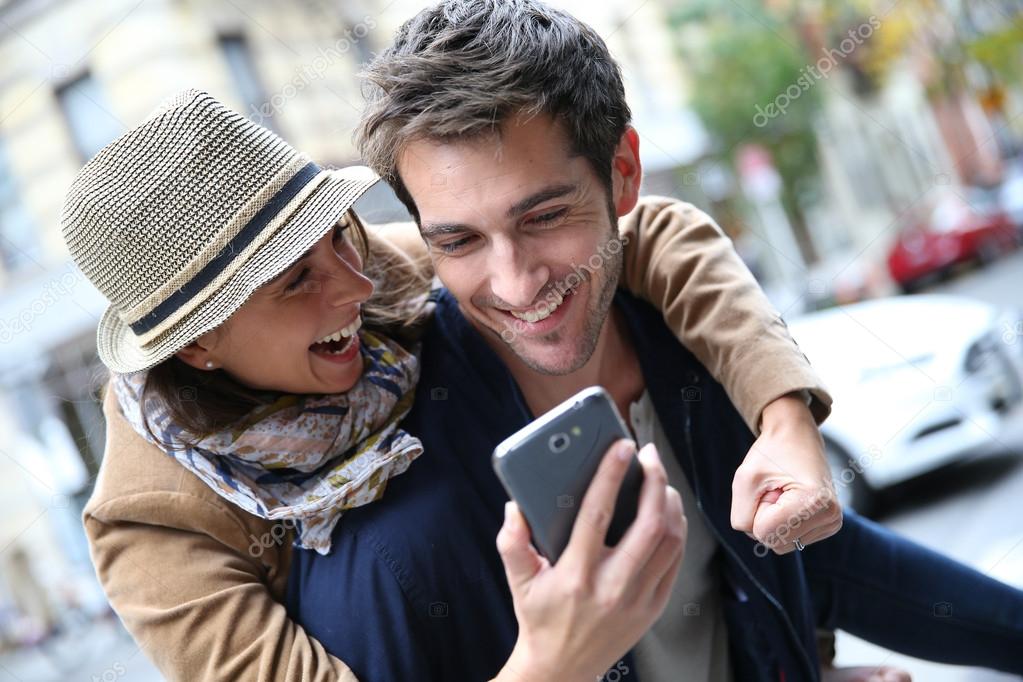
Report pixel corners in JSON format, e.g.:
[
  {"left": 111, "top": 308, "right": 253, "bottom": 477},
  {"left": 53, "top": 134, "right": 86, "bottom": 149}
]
[{"left": 492, "top": 386, "right": 644, "bottom": 563}]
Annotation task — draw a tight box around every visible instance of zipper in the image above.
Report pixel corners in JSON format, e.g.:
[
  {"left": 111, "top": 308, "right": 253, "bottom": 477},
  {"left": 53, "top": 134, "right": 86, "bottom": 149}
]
[{"left": 681, "top": 402, "right": 818, "bottom": 682}]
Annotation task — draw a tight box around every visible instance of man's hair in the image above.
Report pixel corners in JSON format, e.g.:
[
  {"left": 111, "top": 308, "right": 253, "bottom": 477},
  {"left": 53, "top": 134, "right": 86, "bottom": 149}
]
[{"left": 357, "top": 0, "right": 632, "bottom": 221}]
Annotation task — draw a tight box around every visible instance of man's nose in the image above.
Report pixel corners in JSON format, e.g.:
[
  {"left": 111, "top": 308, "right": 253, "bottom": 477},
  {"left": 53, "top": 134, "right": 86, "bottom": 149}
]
[{"left": 487, "top": 239, "right": 549, "bottom": 309}]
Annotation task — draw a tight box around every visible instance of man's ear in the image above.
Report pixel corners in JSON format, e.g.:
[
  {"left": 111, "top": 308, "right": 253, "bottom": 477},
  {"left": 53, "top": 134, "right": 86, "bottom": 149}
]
[
  {"left": 611, "top": 126, "right": 642, "bottom": 218},
  {"left": 174, "top": 330, "right": 220, "bottom": 371}
]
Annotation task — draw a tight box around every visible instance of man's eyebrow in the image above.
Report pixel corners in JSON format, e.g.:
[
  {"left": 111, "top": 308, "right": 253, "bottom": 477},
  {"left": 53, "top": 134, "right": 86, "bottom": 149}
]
[
  {"left": 420, "top": 183, "right": 578, "bottom": 239},
  {"left": 507, "top": 183, "right": 577, "bottom": 218},
  {"left": 419, "top": 222, "right": 470, "bottom": 240}
]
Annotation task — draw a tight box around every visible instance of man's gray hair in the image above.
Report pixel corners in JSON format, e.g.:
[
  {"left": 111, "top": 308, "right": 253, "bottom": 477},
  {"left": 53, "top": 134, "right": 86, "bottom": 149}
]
[{"left": 357, "top": 0, "right": 632, "bottom": 221}]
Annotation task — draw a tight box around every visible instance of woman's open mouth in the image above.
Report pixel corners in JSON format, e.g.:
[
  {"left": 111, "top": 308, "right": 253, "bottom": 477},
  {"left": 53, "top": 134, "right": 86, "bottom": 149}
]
[{"left": 310, "top": 317, "right": 362, "bottom": 364}]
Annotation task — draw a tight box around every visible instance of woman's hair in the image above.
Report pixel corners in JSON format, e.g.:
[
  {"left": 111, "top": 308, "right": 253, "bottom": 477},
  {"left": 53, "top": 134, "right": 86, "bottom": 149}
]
[{"left": 132, "top": 211, "right": 432, "bottom": 448}]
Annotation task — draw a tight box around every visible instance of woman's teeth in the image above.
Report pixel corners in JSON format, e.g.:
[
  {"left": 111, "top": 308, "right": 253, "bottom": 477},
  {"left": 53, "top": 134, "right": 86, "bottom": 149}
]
[
  {"left": 321, "top": 337, "right": 354, "bottom": 355},
  {"left": 315, "top": 317, "right": 362, "bottom": 345},
  {"left": 510, "top": 290, "right": 565, "bottom": 324}
]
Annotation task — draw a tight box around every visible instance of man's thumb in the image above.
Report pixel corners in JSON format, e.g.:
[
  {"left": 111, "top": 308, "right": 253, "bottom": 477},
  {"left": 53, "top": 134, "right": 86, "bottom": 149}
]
[{"left": 496, "top": 501, "right": 543, "bottom": 590}]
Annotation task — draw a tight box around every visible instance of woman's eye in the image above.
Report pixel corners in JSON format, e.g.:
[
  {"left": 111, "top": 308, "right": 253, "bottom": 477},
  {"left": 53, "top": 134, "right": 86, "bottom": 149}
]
[
  {"left": 333, "top": 223, "right": 349, "bottom": 244},
  {"left": 285, "top": 268, "right": 310, "bottom": 292}
]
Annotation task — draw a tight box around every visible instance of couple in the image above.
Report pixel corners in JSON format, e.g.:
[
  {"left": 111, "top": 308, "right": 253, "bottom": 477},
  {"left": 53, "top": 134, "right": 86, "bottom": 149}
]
[{"left": 70, "top": 1, "right": 1023, "bottom": 681}]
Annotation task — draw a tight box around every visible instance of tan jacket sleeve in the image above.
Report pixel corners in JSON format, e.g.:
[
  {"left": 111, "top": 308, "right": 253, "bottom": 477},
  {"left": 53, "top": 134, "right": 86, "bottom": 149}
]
[
  {"left": 369, "top": 198, "right": 832, "bottom": 433},
  {"left": 83, "top": 388, "right": 357, "bottom": 682},
  {"left": 618, "top": 196, "right": 831, "bottom": 432}
]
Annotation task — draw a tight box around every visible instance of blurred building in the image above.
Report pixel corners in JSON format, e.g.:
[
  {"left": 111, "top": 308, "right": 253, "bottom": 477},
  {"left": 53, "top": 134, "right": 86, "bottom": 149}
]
[
  {"left": 810, "top": 0, "right": 1023, "bottom": 301},
  {"left": 0, "top": 0, "right": 392, "bottom": 642},
  {"left": 657, "top": 0, "right": 1023, "bottom": 307}
]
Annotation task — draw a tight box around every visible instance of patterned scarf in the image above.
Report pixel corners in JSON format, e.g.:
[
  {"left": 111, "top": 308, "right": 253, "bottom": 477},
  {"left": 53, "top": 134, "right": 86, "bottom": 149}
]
[{"left": 112, "top": 330, "right": 423, "bottom": 555}]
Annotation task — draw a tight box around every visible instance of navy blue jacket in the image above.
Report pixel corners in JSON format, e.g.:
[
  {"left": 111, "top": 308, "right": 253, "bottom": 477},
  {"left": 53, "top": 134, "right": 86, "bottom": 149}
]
[{"left": 287, "top": 289, "right": 821, "bottom": 681}]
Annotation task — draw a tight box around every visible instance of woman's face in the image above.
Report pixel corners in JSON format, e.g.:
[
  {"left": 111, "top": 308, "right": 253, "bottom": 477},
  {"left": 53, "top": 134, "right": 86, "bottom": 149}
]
[{"left": 181, "top": 219, "right": 375, "bottom": 395}]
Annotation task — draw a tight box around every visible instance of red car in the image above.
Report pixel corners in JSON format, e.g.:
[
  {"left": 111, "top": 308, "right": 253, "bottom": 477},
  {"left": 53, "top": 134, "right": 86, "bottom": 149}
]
[{"left": 887, "top": 189, "right": 1018, "bottom": 293}]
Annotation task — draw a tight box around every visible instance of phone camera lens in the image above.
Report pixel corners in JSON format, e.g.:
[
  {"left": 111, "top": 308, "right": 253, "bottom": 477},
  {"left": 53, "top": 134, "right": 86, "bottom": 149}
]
[{"left": 549, "top": 433, "right": 570, "bottom": 453}]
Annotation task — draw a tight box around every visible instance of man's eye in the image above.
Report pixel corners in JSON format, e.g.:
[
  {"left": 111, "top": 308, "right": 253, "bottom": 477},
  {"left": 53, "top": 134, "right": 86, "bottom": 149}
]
[
  {"left": 530, "top": 208, "right": 567, "bottom": 226},
  {"left": 437, "top": 236, "right": 474, "bottom": 254},
  {"left": 285, "top": 268, "right": 310, "bottom": 292}
]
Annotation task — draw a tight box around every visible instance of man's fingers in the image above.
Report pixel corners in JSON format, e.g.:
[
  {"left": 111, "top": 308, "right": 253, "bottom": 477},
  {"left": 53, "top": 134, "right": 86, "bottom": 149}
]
[
  {"left": 651, "top": 522, "right": 685, "bottom": 610},
  {"left": 563, "top": 439, "right": 636, "bottom": 565},
  {"left": 641, "top": 485, "right": 686, "bottom": 602},
  {"left": 496, "top": 501, "right": 546, "bottom": 591},
  {"left": 609, "top": 444, "right": 669, "bottom": 574}
]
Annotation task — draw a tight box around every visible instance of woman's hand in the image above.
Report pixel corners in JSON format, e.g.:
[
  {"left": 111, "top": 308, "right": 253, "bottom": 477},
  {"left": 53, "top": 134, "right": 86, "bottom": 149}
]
[
  {"left": 822, "top": 665, "right": 912, "bottom": 682},
  {"left": 492, "top": 440, "right": 686, "bottom": 682},
  {"left": 732, "top": 392, "right": 843, "bottom": 553}
]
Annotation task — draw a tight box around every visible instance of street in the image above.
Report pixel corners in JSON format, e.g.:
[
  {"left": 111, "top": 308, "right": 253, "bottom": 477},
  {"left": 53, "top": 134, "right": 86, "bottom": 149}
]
[{"left": 833, "top": 250, "right": 1023, "bottom": 680}]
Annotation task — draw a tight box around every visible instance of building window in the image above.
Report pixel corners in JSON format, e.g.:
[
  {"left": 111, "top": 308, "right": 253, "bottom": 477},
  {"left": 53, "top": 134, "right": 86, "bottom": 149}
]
[
  {"left": 55, "top": 73, "right": 123, "bottom": 161},
  {"left": 0, "top": 139, "right": 38, "bottom": 271},
  {"left": 219, "top": 34, "right": 275, "bottom": 131}
]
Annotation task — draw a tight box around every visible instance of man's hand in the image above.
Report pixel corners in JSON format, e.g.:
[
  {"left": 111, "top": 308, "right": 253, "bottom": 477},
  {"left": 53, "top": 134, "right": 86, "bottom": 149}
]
[
  {"left": 494, "top": 441, "right": 686, "bottom": 682},
  {"left": 730, "top": 392, "right": 842, "bottom": 553}
]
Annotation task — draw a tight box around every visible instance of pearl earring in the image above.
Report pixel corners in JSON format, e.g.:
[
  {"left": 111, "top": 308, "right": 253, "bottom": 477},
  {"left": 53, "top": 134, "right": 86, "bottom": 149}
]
[{"left": 205, "top": 361, "right": 215, "bottom": 369}]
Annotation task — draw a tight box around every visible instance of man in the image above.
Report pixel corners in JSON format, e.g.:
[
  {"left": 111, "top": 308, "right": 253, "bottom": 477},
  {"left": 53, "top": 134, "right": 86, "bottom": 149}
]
[{"left": 286, "top": 1, "right": 1023, "bottom": 680}]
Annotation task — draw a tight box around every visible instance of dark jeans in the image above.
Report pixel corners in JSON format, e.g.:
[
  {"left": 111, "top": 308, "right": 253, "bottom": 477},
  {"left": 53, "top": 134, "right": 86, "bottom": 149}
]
[{"left": 805, "top": 509, "right": 1023, "bottom": 674}]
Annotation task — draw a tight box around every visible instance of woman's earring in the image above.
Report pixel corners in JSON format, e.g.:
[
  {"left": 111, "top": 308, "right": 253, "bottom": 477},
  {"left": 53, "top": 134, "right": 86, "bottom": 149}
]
[{"left": 205, "top": 361, "right": 215, "bottom": 369}]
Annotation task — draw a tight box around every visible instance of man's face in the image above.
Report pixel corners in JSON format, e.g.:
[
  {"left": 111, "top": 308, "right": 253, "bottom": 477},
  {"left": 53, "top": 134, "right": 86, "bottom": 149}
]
[{"left": 397, "top": 115, "right": 630, "bottom": 375}]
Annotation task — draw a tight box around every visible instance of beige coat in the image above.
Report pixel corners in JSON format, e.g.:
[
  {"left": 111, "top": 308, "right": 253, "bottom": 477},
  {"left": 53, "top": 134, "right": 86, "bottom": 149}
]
[{"left": 83, "top": 198, "right": 831, "bottom": 681}]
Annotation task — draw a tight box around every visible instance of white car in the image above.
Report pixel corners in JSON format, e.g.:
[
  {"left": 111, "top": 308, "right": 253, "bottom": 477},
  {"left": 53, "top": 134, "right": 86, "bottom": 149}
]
[{"left": 788, "top": 294, "right": 1023, "bottom": 513}]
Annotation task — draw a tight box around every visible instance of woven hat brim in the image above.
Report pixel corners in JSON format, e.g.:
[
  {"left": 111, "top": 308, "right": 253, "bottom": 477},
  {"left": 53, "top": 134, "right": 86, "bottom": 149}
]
[{"left": 96, "top": 168, "right": 379, "bottom": 374}]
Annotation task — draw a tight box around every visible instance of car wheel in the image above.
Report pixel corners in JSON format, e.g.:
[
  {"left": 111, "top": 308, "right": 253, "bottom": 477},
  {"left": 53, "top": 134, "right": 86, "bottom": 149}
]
[
  {"left": 978, "top": 238, "right": 1005, "bottom": 265},
  {"left": 824, "top": 440, "right": 880, "bottom": 517}
]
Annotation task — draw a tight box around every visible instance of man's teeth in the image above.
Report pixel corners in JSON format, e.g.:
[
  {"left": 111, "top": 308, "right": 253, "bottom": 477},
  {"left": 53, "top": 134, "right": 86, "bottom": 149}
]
[
  {"left": 315, "top": 317, "right": 362, "bottom": 344},
  {"left": 510, "top": 291, "right": 565, "bottom": 324}
]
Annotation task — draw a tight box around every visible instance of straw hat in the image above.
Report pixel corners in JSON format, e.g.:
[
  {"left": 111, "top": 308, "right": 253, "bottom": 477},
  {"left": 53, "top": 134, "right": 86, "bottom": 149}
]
[{"left": 61, "top": 89, "right": 380, "bottom": 374}]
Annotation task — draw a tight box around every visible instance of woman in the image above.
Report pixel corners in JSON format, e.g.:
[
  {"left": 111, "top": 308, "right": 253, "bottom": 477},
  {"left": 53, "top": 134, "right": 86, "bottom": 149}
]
[{"left": 71, "top": 90, "right": 857, "bottom": 680}]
